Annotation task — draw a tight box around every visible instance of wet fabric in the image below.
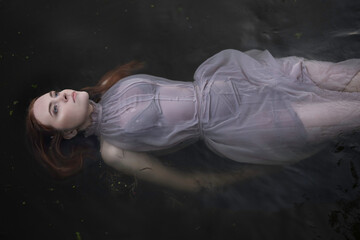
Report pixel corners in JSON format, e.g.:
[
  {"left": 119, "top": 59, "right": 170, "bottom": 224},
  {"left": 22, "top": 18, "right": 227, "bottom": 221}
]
[{"left": 84, "top": 49, "right": 360, "bottom": 165}]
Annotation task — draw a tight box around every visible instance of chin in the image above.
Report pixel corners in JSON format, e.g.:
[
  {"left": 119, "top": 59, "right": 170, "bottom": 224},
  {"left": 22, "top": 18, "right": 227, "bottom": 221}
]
[
  {"left": 82, "top": 91, "right": 90, "bottom": 100},
  {"left": 78, "top": 91, "right": 89, "bottom": 101}
]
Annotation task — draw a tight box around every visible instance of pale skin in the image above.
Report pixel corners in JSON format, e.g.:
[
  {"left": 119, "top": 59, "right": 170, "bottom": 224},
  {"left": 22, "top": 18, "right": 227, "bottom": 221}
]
[
  {"left": 33, "top": 86, "right": 261, "bottom": 191},
  {"left": 33, "top": 89, "right": 94, "bottom": 139},
  {"left": 292, "top": 61, "right": 360, "bottom": 142},
  {"left": 32, "top": 63, "right": 360, "bottom": 192}
]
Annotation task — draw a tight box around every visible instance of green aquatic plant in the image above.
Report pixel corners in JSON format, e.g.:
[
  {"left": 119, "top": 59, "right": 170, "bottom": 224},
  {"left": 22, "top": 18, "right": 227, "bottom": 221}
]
[
  {"left": 75, "top": 232, "right": 82, "bottom": 240},
  {"left": 295, "top": 32, "right": 303, "bottom": 39}
]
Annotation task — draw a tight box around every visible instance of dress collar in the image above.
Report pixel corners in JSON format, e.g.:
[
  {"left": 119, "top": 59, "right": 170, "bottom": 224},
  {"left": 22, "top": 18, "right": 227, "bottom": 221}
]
[{"left": 84, "top": 100, "right": 102, "bottom": 137}]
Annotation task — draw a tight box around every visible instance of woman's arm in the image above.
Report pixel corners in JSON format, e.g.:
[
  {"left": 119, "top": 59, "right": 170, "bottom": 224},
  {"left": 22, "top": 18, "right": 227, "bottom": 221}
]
[
  {"left": 100, "top": 138, "right": 198, "bottom": 191},
  {"left": 99, "top": 138, "right": 267, "bottom": 192}
]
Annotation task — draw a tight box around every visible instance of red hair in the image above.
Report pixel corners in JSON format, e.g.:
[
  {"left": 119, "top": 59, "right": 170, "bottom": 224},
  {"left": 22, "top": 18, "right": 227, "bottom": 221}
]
[{"left": 26, "top": 61, "right": 145, "bottom": 178}]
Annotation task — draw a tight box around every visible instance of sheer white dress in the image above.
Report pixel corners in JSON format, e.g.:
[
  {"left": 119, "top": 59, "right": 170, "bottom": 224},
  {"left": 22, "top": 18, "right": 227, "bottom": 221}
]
[{"left": 84, "top": 49, "right": 360, "bottom": 165}]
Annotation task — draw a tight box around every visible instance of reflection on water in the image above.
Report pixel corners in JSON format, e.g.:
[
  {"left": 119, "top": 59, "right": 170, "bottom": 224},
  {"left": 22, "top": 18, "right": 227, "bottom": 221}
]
[
  {"left": 2, "top": 0, "right": 360, "bottom": 239},
  {"left": 332, "top": 29, "right": 360, "bottom": 37}
]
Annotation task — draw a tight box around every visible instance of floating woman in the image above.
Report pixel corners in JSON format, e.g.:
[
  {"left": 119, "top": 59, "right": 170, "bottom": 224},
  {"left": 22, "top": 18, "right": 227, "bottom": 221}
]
[{"left": 26, "top": 49, "right": 360, "bottom": 191}]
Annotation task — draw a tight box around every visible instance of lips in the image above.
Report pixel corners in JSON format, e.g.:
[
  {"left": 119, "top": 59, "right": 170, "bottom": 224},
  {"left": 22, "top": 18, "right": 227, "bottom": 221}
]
[{"left": 72, "top": 91, "right": 76, "bottom": 102}]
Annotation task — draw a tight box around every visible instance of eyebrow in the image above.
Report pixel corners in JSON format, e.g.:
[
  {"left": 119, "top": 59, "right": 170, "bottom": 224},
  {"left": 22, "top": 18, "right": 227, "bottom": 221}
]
[{"left": 48, "top": 91, "right": 53, "bottom": 117}]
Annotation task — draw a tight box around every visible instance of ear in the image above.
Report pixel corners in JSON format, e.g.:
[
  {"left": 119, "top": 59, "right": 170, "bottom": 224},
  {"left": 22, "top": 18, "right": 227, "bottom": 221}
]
[{"left": 63, "top": 129, "right": 78, "bottom": 140}]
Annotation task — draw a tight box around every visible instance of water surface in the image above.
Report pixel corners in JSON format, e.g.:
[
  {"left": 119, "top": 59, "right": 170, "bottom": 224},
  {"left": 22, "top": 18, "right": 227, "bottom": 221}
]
[{"left": 1, "top": 0, "right": 360, "bottom": 239}]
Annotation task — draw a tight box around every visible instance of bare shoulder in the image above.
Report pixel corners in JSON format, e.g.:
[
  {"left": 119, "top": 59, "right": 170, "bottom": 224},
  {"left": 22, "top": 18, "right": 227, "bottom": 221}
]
[
  {"left": 100, "top": 137, "right": 147, "bottom": 159},
  {"left": 99, "top": 137, "right": 152, "bottom": 172},
  {"left": 100, "top": 137, "right": 124, "bottom": 164}
]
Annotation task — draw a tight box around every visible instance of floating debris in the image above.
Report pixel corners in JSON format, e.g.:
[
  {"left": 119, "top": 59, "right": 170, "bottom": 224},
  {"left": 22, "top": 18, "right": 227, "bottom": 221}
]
[
  {"left": 13, "top": 100, "right": 19, "bottom": 105},
  {"left": 31, "top": 84, "right": 37, "bottom": 88},
  {"left": 150, "top": 4, "right": 155, "bottom": 8},
  {"left": 9, "top": 110, "right": 13, "bottom": 116},
  {"left": 294, "top": 32, "right": 303, "bottom": 39},
  {"left": 75, "top": 232, "right": 82, "bottom": 240}
]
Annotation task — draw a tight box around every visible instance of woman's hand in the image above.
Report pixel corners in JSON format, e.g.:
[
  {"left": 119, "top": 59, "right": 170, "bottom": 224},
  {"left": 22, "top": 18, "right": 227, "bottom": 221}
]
[{"left": 190, "top": 167, "right": 265, "bottom": 192}]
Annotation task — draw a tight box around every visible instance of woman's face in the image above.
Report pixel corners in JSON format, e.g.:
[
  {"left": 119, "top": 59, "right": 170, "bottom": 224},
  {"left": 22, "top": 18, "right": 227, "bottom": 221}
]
[{"left": 33, "top": 89, "right": 92, "bottom": 131}]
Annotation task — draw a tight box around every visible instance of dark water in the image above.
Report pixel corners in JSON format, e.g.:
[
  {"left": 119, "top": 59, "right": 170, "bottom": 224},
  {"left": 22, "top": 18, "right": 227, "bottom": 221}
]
[{"left": 1, "top": 0, "right": 360, "bottom": 239}]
